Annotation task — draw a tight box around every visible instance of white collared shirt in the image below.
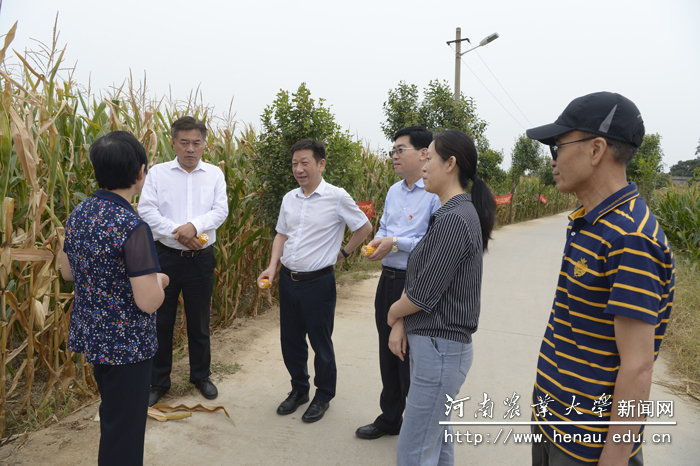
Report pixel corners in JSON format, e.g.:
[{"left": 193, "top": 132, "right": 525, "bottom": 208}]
[
  {"left": 138, "top": 159, "right": 228, "bottom": 250},
  {"left": 276, "top": 179, "right": 369, "bottom": 272}
]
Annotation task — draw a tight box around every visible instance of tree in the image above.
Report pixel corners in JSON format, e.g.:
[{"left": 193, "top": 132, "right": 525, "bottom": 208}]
[
  {"left": 669, "top": 158, "right": 700, "bottom": 177},
  {"left": 380, "top": 82, "right": 420, "bottom": 139},
  {"left": 381, "top": 80, "right": 489, "bottom": 151},
  {"left": 506, "top": 134, "right": 543, "bottom": 221},
  {"left": 509, "top": 134, "right": 542, "bottom": 188},
  {"left": 476, "top": 145, "right": 507, "bottom": 185},
  {"left": 535, "top": 154, "right": 556, "bottom": 187},
  {"left": 253, "top": 83, "right": 363, "bottom": 228},
  {"left": 627, "top": 133, "right": 665, "bottom": 200}
]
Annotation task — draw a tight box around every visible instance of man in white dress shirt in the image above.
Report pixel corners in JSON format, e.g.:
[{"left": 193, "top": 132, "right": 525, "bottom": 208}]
[
  {"left": 138, "top": 116, "right": 228, "bottom": 406},
  {"left": 257, "top": 138, "right": 372, "bottom": 423}
]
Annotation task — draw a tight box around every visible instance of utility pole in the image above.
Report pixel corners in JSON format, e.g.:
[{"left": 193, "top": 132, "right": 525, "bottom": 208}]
[
  {"left": 447, "top": 28, "right": 470, "bottom": 103},
  {"left": 446, "top": 29, "right": 500, "bottom": 103}
]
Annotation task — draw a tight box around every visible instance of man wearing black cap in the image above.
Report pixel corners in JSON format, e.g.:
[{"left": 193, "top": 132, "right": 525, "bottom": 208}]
[{"left": 526, "top": 92, "right": 674, "bottom": 465}]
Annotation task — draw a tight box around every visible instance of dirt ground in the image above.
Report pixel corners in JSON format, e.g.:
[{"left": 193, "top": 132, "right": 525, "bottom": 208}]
[{"left": 0, "top": 301, "right": 281, "bottom": 466}]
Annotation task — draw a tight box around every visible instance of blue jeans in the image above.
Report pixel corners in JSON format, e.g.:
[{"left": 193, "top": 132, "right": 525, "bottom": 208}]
[{"left": 397, "top": 334, "right": 474, "bottom": 466}]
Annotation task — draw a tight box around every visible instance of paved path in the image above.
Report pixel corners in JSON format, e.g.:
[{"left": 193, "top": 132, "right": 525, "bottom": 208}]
[{"left": 4, "top": 213, "right": 698, "bottom": 465}]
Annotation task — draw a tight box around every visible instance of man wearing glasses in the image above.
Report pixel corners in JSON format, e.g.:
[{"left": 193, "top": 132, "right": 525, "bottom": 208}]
[
  {"left": 355, "top": 126, "right": 441, "bottom": 440},
  {"left": 526, "top": 92, "right": 674, "bottom": 465}
]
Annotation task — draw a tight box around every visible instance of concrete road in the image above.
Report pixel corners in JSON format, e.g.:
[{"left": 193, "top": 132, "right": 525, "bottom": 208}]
[{"left": 143, "top": 212, "right": 699, "bottom": 465}]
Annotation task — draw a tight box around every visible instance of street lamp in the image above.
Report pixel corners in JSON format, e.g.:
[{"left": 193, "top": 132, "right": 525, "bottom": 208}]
[{"left": 447, "top": 28, "right": 499, "bottom": 103}]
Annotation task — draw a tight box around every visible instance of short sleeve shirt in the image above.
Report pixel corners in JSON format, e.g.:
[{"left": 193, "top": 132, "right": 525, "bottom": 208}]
[
  {"left": 64, "top": 190, "right": 160, "bottom": 365},
  {"left": 275, "top": 179, "right": 368, "bottom": 272},
  {"left": 532, "top": 183, "right": 675, "bottom": 462},
  {"left": 403, "top": 193, "right": 483, "bottom": 344}
]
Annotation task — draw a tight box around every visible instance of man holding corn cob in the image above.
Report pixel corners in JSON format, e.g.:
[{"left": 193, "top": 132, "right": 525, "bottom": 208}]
[
  {"left": 138, "top": 116, "right": 229, "bottom": 406},
  {"left": 355, "top": 126, "right": 441, "bottom": 440},
  {"left": 257, "top": 138, "right": 372, "bottom": 423}
]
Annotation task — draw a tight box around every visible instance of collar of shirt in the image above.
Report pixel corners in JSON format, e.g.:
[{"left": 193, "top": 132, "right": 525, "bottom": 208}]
[
  {"left": 168, "top": 158, "right": 207, "bottom": 174},
  {"left": 294, "top": 178, "right": 327, "bottom": 199},
  {"left": 402, "top": 177, "right": 426, "bottom": 192},
  {"left": 93, "top": 189, "right": 136, "bottom": 213},
  {"left": 569, "top": 182, "right": 639, "bottom": 225},
  {"left": 430, "top": 193, "right": 470, "bottom": 224}
]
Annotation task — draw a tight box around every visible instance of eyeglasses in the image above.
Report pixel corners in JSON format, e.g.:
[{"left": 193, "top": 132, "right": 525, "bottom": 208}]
[
  {"left": 549, "top": 136, "right": 614, "bottom": 160},
  {"left": 389, "top": 147, "right": 419, "bottom": 157}
]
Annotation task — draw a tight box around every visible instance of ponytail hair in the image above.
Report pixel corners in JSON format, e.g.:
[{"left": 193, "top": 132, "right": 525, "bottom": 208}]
[{"left": 433, "top": 130, "right": 497, "bottom": 251}]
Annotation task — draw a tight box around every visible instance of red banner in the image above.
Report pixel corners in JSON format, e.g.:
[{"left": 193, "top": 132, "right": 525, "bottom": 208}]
[
  {"left": 538, "top": 194, "right": 547, "bottom": 204},
  {"left": 494, "top": 194, "right": 513, "bottom": 206},
  {"left": 357, "top": 201, "right": 375, "bottom": 219}
]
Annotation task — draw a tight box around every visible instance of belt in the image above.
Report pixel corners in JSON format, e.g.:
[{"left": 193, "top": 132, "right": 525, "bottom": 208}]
[
  {"left": 382, "top": 266, "right": 406, "bottom": 280},
  {"left": 281, "top": 265, "right": 333, "bottom": 282},
  {"left": 157, "top": 242, "right": 212, "bottom": 258}
]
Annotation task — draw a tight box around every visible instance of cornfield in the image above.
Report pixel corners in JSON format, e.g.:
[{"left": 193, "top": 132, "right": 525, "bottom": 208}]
[
  {"left": 651, "top": 183, "right": 700, "bottom": 262},
  {"left": 491, "top": 177, "right": 580, "bottom": 226},
  {"left": 0, "top": 21, "right": 578, "bottom": 438},
  {"left": 0, "top": 22, "right": 277, "bottom": 436}
]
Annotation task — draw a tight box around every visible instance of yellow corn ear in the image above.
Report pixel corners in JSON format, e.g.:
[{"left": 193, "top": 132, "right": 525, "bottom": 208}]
[
  {"left": 198, "top": 233, "right": 209, "bottom": 245},
  {"left": 258, "top": 278, "right": 272, "bottom": 289},
  {"left": 361, "top": 245, "right": 377, "bottom": 257}
]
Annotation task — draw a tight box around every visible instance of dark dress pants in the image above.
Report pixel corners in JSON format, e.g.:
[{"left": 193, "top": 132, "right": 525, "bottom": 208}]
[
  {"left": 151, "top": 244, "right": 215, "bottom": 389},
  {"left": 93, "top": 358, "right": 152, "bottom": 466},
  {"left": 373, "top": 273, "right": 411, "bottom": 432},
  {"left": 279, "top": 269, "right": 337, "bottom": 403}
]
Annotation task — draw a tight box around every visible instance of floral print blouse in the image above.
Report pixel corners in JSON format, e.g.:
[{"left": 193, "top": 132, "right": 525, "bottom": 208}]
[{"left": 64, "top": 190, "right": 160, "bottom": 365}]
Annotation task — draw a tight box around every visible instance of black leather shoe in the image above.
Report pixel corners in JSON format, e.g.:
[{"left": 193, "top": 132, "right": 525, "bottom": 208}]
[
  {"left": 277, "top": 391, "right": 310, "bottom": 415},
  {"left": 194, "top": 377, "right": 218, "bottom": 400},
  {"left": 301, "top": 399, "right": 330, "bottom": 423},
  {"left": 355, "top": 423, "right": 401, "bottom": 439},
  {"left": 148, "top": 387, "right": 167, "bottom": 407}
]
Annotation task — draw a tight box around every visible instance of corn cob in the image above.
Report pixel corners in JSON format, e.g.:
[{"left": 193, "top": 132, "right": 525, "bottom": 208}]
[
  {"left": 258, "top": 279, "right": 272, "bottom": 289},
  {"left": 361, "top": 245, "right": 377, "bottom": 257},
  {"left": 197, "top": 233, "right": 209, "bottom": 245}
]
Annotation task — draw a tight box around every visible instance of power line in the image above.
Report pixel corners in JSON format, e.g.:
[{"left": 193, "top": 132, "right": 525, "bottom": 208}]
[
  {"left": 473, "top": 49, "right": 534, "bottom": 126},
  {"left": 448, "top": 44, "right": 527, "bottom": 132}
]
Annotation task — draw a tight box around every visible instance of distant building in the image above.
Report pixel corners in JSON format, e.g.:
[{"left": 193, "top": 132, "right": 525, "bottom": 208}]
[{"left": 671, "top": 176, "right": 691, "bottom": 185}]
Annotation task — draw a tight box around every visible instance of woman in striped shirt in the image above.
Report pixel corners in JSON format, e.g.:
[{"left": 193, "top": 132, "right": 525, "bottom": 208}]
[{"left": 387, "top": 130, "right": 496, "bottom": 466}]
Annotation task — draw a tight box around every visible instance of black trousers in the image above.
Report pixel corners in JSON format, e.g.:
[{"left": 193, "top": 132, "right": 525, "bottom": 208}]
[
  {"left": 151, "top": 243, "right": 215, "bottom": 389},
  {"left": 531, "top": 414, "right": 644, "bottom": 465},
  {"left": 278, "top": 268, "right": 337, "bottom": 403},
  {"left": 94, "top": 358, "right": 152, "bottom": 466},
  {"left": 373, "top": 273, "right": 411, "bottom": 432}
]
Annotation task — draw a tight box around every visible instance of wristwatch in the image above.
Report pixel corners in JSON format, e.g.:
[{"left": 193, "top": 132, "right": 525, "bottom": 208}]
[{"left": 391, "top": 236, "right": 399, "bottom": 253}]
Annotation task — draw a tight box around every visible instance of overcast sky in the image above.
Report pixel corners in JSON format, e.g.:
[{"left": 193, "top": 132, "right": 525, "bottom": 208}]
[{"left": 1, "top": 0, "right": 699, "bottom": 170}]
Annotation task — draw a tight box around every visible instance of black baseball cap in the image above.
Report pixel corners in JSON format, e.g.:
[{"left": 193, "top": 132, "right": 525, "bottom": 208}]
[{"left": 526, "top": 92, "right": 645, "bottom": 147}]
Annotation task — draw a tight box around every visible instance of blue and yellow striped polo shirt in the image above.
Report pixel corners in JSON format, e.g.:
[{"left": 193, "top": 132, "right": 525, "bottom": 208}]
[{"left": 532, "top": 182, "right": 674, "bottom": 463}]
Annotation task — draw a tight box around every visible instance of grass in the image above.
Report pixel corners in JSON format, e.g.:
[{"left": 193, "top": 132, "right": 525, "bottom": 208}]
[
  {"left": 4, "top": 392, "right": 77, "bottom": 436},
  {"left": 335, "top": 257, "right": 383, "bottom": 286},
  {"left": 662, "top": 253, "right": 700, "bottom": 392},
  {"left": 211, "top": 363, "right": 241, "bottom": 380}
]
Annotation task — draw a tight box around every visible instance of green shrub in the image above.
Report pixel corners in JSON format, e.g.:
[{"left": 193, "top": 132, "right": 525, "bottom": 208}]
[{"left": 253, "top": 83, "right": 363, "bottom": 229}]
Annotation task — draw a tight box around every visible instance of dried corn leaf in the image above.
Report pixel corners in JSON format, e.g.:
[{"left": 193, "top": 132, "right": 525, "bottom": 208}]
[
  {"left": 151, "top": 403, "right": 234, "bottom": 425},
  {"left": 11, "top": 248, "right": 54, "bottom": 262},
  {"left": 8, "top": 107, "right": 38, "bottom": 191},
  {"left": 0, "top": 22, "right": 17, "bottom": 65},
  {"left": 6, "top": 359, "right": 26, "bottom": 398},
  {"left": 147, "top": 407, "right": 192, "bottom": 422},
  {"left": 36, "top": 99, "right": 67, "bottom": 136}
]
